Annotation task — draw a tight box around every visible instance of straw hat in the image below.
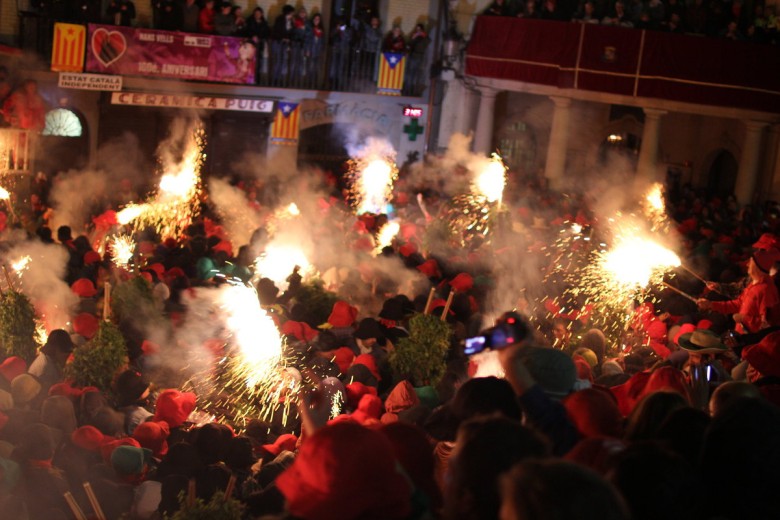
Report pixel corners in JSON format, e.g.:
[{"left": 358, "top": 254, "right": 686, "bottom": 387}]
[{"left": 677, "top": 330, "right": 727, "bottom": 354}]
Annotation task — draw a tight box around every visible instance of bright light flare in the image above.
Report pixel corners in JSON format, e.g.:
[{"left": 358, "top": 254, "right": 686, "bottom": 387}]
[
  {"left": 0, "top": 187, "right": 9, "bottom": 200},
  {"left": 474, "top": 154, "right": 507, "bottom": 203},
  {"left": 254, "top": 244, "right": 312, "bottom": 288},
  {"left": 374, "top": 221, "right": 400, "bottom": 254},
  {"left": 356, "top": 159, "right": 396, "bottom": 214},
  {"left": 645, "top": 183, "right": 664, "bottom": 213},
  {"left": 110, "top": 235, "right": 136, "bottom": 267},
  {"left": 116, "top": 204, "right": 150, "bottom": 225},
  {"left": 286, "top": 203, "right": 300, "bottom": 216},
  {"left": 11, "top": 255, "right": 30, "bottom": 273},
  {"left": 602, "top": 237, "right": 680, "bottom": 288},
  {"left": 571, "top": 223, "right": 583, "bottom": 235}
]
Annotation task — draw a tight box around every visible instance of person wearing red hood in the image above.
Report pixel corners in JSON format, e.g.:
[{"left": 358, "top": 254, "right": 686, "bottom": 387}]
[{"left": 698, "top": 251, "right": 780, "bottom": 334}]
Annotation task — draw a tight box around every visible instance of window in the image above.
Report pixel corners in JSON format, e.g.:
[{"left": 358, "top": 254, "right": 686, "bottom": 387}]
[{"left": 42, "top": 108, "right": 83, "bottom": 137}]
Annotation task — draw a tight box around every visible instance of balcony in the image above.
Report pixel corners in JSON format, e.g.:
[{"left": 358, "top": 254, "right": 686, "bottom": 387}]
[
  {"left": 18, "top": 12, "right": 430, "bottom": 97},
  {"left": 465, "top": 17, "right": 780, "bottom": 114}
]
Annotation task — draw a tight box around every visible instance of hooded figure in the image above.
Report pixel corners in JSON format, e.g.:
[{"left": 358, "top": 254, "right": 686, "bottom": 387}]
[{"left": 28, "top": 329, "right": 73, "bottom": 393}]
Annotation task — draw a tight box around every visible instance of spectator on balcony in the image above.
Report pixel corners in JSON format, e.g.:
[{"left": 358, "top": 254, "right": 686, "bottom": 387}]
[
  {"left": 198, "top": 0, "right": 216, "bottom": 33},
  {"left": 663, "top": 0, "right": 685, "bottom": 28},
  {"left": 233, "top": 6, "right": 246, "bottom": 35},
  {"left": 646, "top": 0, "right": 665, "bottom": 28},
  {"left": 383, "top": 26, "right": 406, "bottom": 53},
  {"left": 484, "top": 0, "right": 512, "bottom": 16},
  {"left": 2, "top": 80, "right": 46, "bottom": 132},
  {"left": 540, "top": 0, "right": 565, "bottom": 20},
  {"left": 572, "top": 1, "right": 600, "bottom": 23},
  {"left": 157, "top": 0, "right": 182, "bottom": 31},
  {"left": 290, "top": 7, "right": 308, "bottom": 81},
  {"left": 272, "top": 5, "right": 296, "bottom": 82},
  {"left": 106, "top": 0, "right": 136, "bottom": 26},
  {"left": 405, "top": 24, "right": 429, "bottom": 95},
  {"left": 180, "top": 0, "right": 200, "bottom": 33},
  {"left": 664, "top": 12, "right": 685, "bottom": 33},
  {"left": 749, "top": 4, "right": 770, "bottom": 43},
  {"left": 360, "top": 16, "right": 383, "bottom": 80},
  {"left": 720, "top": 19, "right": 745, "bottom": 40},
  {"left": 685, "top": 0, "right": 708, "bottom": 34},
  {"left": 520, "top": 0, "right": 541, "bottom": 19},
  {"left": 706, "top": 0, "right": 729, "bottom": 37},
  {"left": 329, "top": 17, "right": 353, "bottom": 89},
  {"left": 304, "top": 13, "right": 326, "bottom": 82},
  {"left": 215, "top": 2, "right": 236, "bottom": 36},
  {"left": 602, "top": 1, "right": 634, "bottom": 27},
  {"left": 246, "top": 7, "right": 270, "bottom": 58}
]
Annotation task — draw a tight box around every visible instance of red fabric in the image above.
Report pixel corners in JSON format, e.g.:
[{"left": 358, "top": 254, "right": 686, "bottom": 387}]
[
  {"left": 71, "top": 278, "right": 97, "bottom": 298},
  {"left": 645, "top": 366, "right": 690, "bottom": 402},
  {"left": 282, "top": 320, "right": 319, "bottom": 342},
  {"left": 383, "top": 381, "right": 420, "bottom": 415},
  {"left": 416, "top": 259, "right": 440, "bottom": 278},
  {"left": 0, "top": 356, "right": 26, "bottom": 383},
  {"left": 563, "top": 389, "right": 623, "bottom": 438},
  {"left": 262, "top": 433, "right": 298, "bottom": 456},
  {"left": 753, "top": 233, "right": 780, "bottom": 251},
  {"left": 449, "top": 273, "right": 474, "bottom": 293},
  {"left": 276, "top": 422, "right": 412, "bottom": 520},
  {"left": 153, "top": 389, "right": 196, "bottom": 428},
  {"left": 610, "top": 371, "right": 652, "bottom": 416},
  {"left": 73, "top": 313, "right": 99, "bottom": 339},
  {"left": 49, "top": 382, "right": 98, "bottom": 399},
  {"left": 212, "top": 240, "right": 233, "bottom": 256},
  {"left": 328, "top": 301, "right": 358, "bottom": 328},
  {"left": 565, "top": 437, "right": 626, "bottom": 475},
  {"left": 352, "top": 354, "right": 381, "bottom": 381},
  {"left": 674, "top": 323, "right": 696, "bottom": 345},
  {"left": 83, "top": 251, "right": 101, "bottom": 265},
  {"left": 573, "top": 357, "right": 594, "bottom": 382},
  {"left": 743, "top": 331, "right": 780, "bottom": 378},
  {"left": 92, "top": 210, "right": 118, "bottom": 229},
  {"left": 332, "top": 347, "right": 355, "bottom": 375},
  {"left": 133, "top": 421, "right": 170, "bottom": 458},
  {"left": 710, "top": 277, "right": 780, "bottom": 333},
  {"left": 345, "top": 382, "right": 377, "bottom": 409},
  {"left": 380, "top": 422, "right": 442, "bottom": 508},
  {"left": 398, "top": 243, "right": 417, "bottom": 257},
  {"left": 100, "top": 437, "right": 140, "bottom": 465},
  {"left": 352, "top": 394, "right": 383, "bottom": 425},
  {"left": 72, "top": 425, "right": 106, "bottom": 452}
]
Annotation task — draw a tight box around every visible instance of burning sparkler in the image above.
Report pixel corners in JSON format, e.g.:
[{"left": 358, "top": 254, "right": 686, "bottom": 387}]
[
  {"left": 347, "top": 140, "right": 399, "bottom": 215},
  {"left": 602, "top": 236, "right": 680, "bottom": 289},
  {"left": 642, "top": 182, "right": 667, "bottom": 231},
  {"left": 254, "top": 244, "right": 312, "bottom": 289},
  {"left": 110, "top": 235, "right": 136, "bottom": 268},
  {"left": 473, "top": 154, "right": 507, "bottom": 204},
  {"left": 374, "top": 221, "right": 400, "bottom": 255},
  {"left": 0, "top": 187, "right": 9, "bottom": 200},
  {"left": 11, "top": 255, "right": 30, "bottom": 273}
]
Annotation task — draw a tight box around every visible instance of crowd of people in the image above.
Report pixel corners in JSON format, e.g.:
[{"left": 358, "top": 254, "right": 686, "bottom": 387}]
[
  {"left": 483, "top": 0, "right": 780, "bottom": 43},
  {"left": 0, "top": 154, "right": 778, "bottom": 520}
]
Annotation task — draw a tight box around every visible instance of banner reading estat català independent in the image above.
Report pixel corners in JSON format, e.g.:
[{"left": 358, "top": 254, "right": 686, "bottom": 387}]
[{"left": 85, "top": 24, "right": 256, "bottom": 85}]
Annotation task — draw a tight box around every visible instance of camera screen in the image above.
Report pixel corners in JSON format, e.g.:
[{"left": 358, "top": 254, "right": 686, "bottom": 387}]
[{"left": 464, "top": 336, "right": 486, "bottom": 356}]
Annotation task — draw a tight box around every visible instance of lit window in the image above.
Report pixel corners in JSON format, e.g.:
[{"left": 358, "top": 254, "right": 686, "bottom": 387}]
[{"left": 43, "top": 108, "right": 83, "bottom": 137}]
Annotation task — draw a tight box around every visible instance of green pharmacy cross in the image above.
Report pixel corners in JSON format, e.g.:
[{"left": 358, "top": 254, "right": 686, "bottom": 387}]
[{"left": 403, "top": 118, "right": 424, "bottom": 141}]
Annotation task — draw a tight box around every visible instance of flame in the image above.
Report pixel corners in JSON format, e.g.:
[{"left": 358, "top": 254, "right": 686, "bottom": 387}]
[
  {"left": 374, "top": 221, "right": 400, "bottom": 254},
  {"left": 571, "top": 223, "right": 583, "bottom": 235},
  {"left": 474, "top": 154, "right": 507, "bottom": 204},
  {"left": 0, "top": 187, "right": 9, "bottom": 200},
  {"left": 220, "top": 284, "right": 283, "bottom": 388},
  {"left": 254, "top": 244, "right": 312, "bottom": 288},
  {"left": 11, "top": 255, "right": 30, "bottom": 272},
  {"left": 110, "top": 235, "right": 136, "bottom": 267},
  {"left": 357, "top": 159, "right": 396, "bottom": 214},
  {"left": 286, "top": 203, "right": 300, "bottom": 216},
  {"left": 602, "top": 236, "right": 680, "bottom": 288},
  {"left": 645, "top": 183, "right": 664, "bottom": 213},
  {"left": 116, "top": 204, "right": 150, "bottom": 225}
]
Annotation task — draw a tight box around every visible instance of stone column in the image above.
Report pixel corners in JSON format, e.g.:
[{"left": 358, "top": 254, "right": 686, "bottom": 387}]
[
  {"left": 636, "top": 108, "right": 667, "bottom": 184},
  {"left": 735, "top": 120, "right": 768, "bottom": 205},
  {"left": 473, "top": 87, "right": 498, "bottom": 155},
  {"left": 544, "top": 96, "right": 572, "bottom": 189}
]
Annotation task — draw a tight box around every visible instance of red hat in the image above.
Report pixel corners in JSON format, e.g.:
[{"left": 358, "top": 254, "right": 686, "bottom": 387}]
[
  {"left": 351, "top": 394, "right": 383, "bottom": 425},
  {"left": 133, "top": 421, "right": 170, "bottom": 458},
  {"left": 165, "top": 267, "right": 186, "bottom": 280},
  {"left": 573, "top": 357, "right": 594, "bottom": 382},
  {"left": 752, "top": 250, "right": 778, "bottom": 273},
  {"left": 147, "top": 263, "right": 165, "bottom": 278},
  {"left": 333, "top": 347, "right": 355, "bottom": 375},
  {"left": 71, "top": 278, "right": 97, "bottom": 298},
  {"left": 400, "top": 223, "right": 417, "bottom": 241},
  {"left": 163, "top": 238, "right": 178, "bottom": 250},
  {"left": 753, "top": 233, "right": 780, "bottom": 251},
  {"left": 345, "top": 382, "right": 377, "bottom": 409},
  {"left": 645, "top": 366, "right": 690, "bottom": 402},
  {"left": 83, "top": 251, "right": 101, "bottom": 265},
  {"left": 383, "top": 380, "right": 420, "bottom": 416},
  {"left": 138, "top": 241, "right": 155, "bottom": 255},
  {"left": 0, "top": 356, "right": 26, "bottom": 383},
  {"left": 100, "top": 437, "right": 141, "bottom": 465},
  {"left": 416, "top": 259, "right": 440, "bottom": 278},
  {"left": 563, "top": 388, "right": 623, "bottom": 438},
  {"left": 212, "top": 240, "right": 233, "bottom": 256},
  {"left": 153, "top": 389, "right": 196, "bottom": 428},
  {"left": 72, "top": 313, "right": 99, "bottom": 339},
  {"left": 743, "top": 331, "right": 780, "bottom": 378},
  {"left": 282, "top": 320, "right": 319, "bottom": 342},
  {"left": 328, "top": 301, "right": 358, "bottom": 328},
  {"left": 92, "top": 210, "right": 118, "bottom": 228},
  {"left": 71, "top": 425, "right": 106, "bottom": 452},
  {"left": 696, "top": 319, "right": 713, "bottom": 330},
  {"left": 449, "top": 273, "right": 474, "bottom": 293},
  {"left": 276, "top": 422, "right": 412, "bottom": 520},
  {"left": 262, "top": 433, "right": 298, "bottom": 457},
  {"left": 610, "top": 371, "right": 652, "bottom": 416},
  {"left": 674, "top": 323, "right": 696, "bottom": 346},
  {"left": 429, "top": 299, "right": 455, "bottom": 316},
  {"left": 49, "top": 382, "right": 98, "bottom": 399},
  {"left": 398, "top": 243, "right": 417, "bottom": 257},
  {"left": 352, "top": 354, "right": 381, "bottom": 381}
]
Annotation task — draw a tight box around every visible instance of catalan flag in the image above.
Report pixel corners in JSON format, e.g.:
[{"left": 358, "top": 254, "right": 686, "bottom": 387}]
[
  {"left": 270, "top": 102, "right": 300, "bottom": 145},
  {"left": 51, "top": 23, "right": 86, "bottom": 72},
  {"left": 377, "top": 53, "right": 406, "bottom": 96}
]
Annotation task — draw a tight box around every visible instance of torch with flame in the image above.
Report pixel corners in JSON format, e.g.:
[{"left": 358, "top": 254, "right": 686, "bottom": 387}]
[
  {"left": 374, "top": 221, "right": 400, "bottom": 255},
  {"left": 346, "top": 140, "right": 399, "bottom": 216},
  {"left": 473, "top": 154, "right": 507, "bottom": 205},
  {"left": 642, "top": 182, "right": 667, "bottom": 231}
]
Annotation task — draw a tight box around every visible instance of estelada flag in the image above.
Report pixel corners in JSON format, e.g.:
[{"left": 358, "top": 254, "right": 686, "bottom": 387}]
[
  {"left": 51, "top": 23, "right": 86, "bottom": 72},
  {"left": 270, "top": 102, "right": 300, "bottom": 144},
  {"left": 377, "top": 52, "right": 406, "bottom": 96}
]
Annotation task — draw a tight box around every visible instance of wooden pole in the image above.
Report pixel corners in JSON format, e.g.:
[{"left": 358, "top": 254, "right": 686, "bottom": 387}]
[
  {"left": 63, "top": 492, "right": 87, "bottom": 520},
  {"left": 103, "top": 282, "right": 111, "bottom": 321},
  {"left": 662, "top": 282, "right": 697, "bottom": 302},
  {"left": 83, "top": 482, "right": 107, "bottom": 520},
  {"left": 187, "top": 478, "right": 196, "bottom": 507},
  {"left": 423, "top": 287, "right": 435, "bottom": 315},
  {"left": 224, "top": 474, "right": 237, "bottom": 501},
  {"left": 3, "top": 265, "right": 14, "bottom": 292},
  {"left": 441, "top": 291, "right": 455, "bottom": 321}
]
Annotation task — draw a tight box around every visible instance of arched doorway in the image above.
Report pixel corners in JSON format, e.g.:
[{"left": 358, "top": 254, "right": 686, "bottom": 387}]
[
  {"left": 706, "top": 149, "right": 738, "bottom": 198},
  {"left": 38, "top": 107, "right": 89, "bottom": 175}
]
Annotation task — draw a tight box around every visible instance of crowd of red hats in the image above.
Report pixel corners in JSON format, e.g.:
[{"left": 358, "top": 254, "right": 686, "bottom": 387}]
[{"left": 0, "top": 174, "right": 779, "bottom": 520}]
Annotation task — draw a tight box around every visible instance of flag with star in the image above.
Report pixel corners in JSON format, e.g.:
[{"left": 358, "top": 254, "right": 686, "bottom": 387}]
[
  {"left": 51, "top": 23, "right": 86, "bottom": 72},
  {"left": 377, "top": 52, "right": 406, "bottom": 96},
  {"left": 270, "top": 102, "right": 300, "bottom": 145}
]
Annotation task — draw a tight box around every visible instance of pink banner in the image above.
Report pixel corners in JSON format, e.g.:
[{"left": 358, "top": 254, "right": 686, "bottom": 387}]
[{"left": 85, "top": 24, "right": 256, "bottom": 85}]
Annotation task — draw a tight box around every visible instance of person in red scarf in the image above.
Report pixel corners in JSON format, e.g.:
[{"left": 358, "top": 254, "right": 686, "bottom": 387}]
[{"left": 698, "top": 251, "right": 780, "bottom": 333}]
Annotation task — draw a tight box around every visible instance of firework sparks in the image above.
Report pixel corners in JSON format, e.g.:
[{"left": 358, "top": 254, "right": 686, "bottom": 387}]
[
  {"left": 374, "top": 221, "right": 400, "bottom": 254},
  {"left": 602, "top": 236, "right": 680, "bottom": 289},
  {"left": 643, "top": 182, "right": 667, "bottom": 231},
  {"left": 110, "top": 235, "right": 136, "bottom": 267},
  {"left": 346, "top": 140, "right": 399, "bottom": 216},
  {"left": 286, "top": 202, "right": 300, "bottom": 216},
  {"left": 473, "top": 154, "right": 507, "bottom": 204},
  {"left": 11, "top": 255, "right": 30, "bottom": 273},
  {"left": 254, "top": 244, "right": 312, "bottom": 288},
  {"left": 0, "top": 186, "right": 9, "bottom": 200}
]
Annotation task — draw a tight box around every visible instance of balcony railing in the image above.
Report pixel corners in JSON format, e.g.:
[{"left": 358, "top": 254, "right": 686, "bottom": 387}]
[
  {"left": 18, "top": 12, "right": 430, "bottom": 97},
  {"left": 0, "top": 129, "right": 35, "bottom": 174}
]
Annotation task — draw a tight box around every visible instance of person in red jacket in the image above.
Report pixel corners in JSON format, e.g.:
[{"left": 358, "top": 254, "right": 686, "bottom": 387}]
[
  {"left": 198, "top": 0, "right": 215, "bottom": 33},
  {"left": 698, "top": 250, "right": 780, "bottom": 334}
]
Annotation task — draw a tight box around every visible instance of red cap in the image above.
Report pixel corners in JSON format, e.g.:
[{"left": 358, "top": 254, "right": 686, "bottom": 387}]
[
  {"left": 674, "top": 323, "right": 696, "bottom": 346},
  {"left": 281, "top": 320, "right": 319, "bottom": 342},
  {"left": 276, "top": 422, "right": 411, "bottom": 520},
  {"left": 333, "top": 347, "right": 355, "bottom": 375},
  {"left": 0, "top": 356, "right": 27, "bottom": 383},
  {"left": 345, "top": 382, "right": 377, "bottom": 409},
  {"left": 449, "top": 273, "right": 474, "bottom": 293},
  {"left": 351, "top": 394, "right": 383, "bottom": 425},
  {"left": 262, "top": 433, "right": 298, "bottom": 457},
  {"left": 71, "top": 425, "right": 106, "bottom": 452},
  {"left": 83, "top": 251, "right": 101, "bottom": 265},
  {"left": 753, "top": 233, "right": 780, "bottom": 251},
  {"left": 153, "top": 389, "right": 196, "bottom": 428},
  {"left": 564, "top": 388, "right": 623, "bottom": 438},
  {"left": 743, "top": 331, "right": 780, "bottom": 378},
  {"left": 352, "top": 354, "right": 381, "bottom": 381},
  {"left": 71, "top": 278, "right": 97, "bottom": 298},
  {"left": 147, "top": 263, "right": 165, "bottom": 278},
  {"left": 752, "top": 250, "right": 778, "bottom": 273},
  {"left": 212, "top": 240, "right": 233, "bottom": 256},
  {"left": 72, "top": 313, "right": 99, "bottom": 339},
  {"left": 398, "top": 243, "right": 417, "bottom": 258},
  {"left": 133, "top": 420, "right": 170, "bottom": 458},
  {"left": 416, "top": 259, "right": 440, "bottom": 278},
  {"left": 49, "top": 382, "right": 98, "bottom": 399},
  {"left": 328, "top": 301, "right": 358, "bottom": 328}
]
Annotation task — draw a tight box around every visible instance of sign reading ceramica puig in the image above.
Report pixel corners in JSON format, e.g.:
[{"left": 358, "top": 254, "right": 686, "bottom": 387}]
[
  {"left": 110, "top": 92, "right": 274, "bottom": 113},
  {"left": 59, "top": 72, "right": 123, "bottom": 91}
]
